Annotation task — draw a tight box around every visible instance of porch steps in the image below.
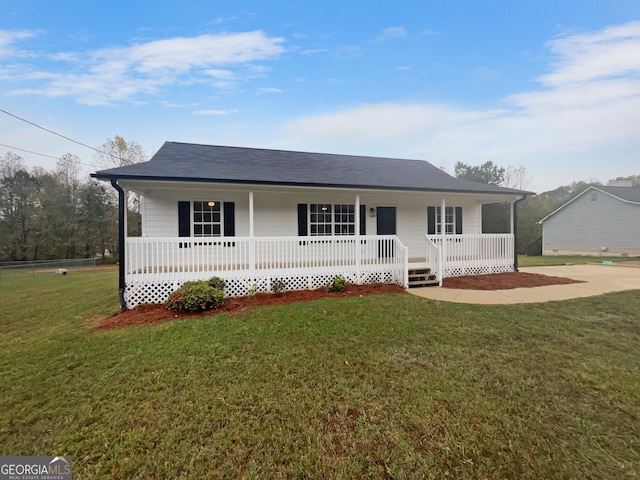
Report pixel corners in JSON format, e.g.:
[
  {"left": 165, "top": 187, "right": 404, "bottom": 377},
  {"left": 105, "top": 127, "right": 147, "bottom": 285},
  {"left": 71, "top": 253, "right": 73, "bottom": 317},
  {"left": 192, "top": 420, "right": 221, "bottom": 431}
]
[{"left": 407, "top": 267, "right": 439, "bottom": 288}]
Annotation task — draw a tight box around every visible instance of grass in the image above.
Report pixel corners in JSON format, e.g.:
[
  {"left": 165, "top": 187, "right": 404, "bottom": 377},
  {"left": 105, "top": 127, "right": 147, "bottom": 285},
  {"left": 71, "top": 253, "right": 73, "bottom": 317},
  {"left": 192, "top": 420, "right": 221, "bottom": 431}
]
[
  {"left": 1, "top": 267, "right": 639, "bottom": 479},
  {"left": 518, "top": 254, "right": 639, "bottom": 267}
]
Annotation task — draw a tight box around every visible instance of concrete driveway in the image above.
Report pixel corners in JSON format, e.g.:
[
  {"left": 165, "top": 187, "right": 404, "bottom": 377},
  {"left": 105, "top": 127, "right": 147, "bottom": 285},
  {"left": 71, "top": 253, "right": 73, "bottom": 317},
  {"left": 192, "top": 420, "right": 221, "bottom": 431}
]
[{"left": 408, "top": 263, "right": 640, "bottom": 304}]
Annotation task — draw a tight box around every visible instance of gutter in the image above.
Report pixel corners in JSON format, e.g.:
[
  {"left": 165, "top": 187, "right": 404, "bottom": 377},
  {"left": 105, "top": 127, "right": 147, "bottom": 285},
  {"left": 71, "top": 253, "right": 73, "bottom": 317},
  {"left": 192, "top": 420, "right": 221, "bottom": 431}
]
[
  {"left": 92, "top": 173, "right": 534, "bottom": 197},
  {"left": 110, "top": 179, "right": 127, "bottom": 310},
  {"left": 512, "top": 195, "right": 528, "bottom": 272}
]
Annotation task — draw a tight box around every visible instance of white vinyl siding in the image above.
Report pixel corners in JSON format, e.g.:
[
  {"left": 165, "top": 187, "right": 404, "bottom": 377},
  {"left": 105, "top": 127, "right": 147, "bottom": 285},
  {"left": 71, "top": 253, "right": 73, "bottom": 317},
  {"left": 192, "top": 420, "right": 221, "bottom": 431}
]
[
  {"left": 132, "top": 183, "right": 495, "bottom": 259},
  {"left": 140, "top": 189, "right": 249, "bottom": 237}
]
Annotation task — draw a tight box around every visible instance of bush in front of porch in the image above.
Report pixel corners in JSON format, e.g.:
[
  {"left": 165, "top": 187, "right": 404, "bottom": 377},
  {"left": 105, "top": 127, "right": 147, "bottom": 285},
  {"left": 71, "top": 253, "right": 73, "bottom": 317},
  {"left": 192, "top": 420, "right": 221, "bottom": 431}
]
[{"left": 166, "top": 277, "right": 226, "bottom": 312}]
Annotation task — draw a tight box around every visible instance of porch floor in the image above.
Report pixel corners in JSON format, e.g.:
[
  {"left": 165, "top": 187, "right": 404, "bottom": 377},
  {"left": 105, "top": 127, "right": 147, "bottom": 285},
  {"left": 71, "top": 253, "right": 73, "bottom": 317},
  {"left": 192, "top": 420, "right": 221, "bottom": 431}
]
[{"left": 408, "top": 259, "right": 429, "bottom": 269}]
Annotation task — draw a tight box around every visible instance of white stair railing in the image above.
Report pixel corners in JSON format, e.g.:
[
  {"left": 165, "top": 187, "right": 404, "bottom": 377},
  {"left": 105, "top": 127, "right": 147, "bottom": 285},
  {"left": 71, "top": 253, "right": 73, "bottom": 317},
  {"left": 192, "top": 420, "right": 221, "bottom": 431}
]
[{"left": 425, "top": 234, "right": 514, "bottom": 278}]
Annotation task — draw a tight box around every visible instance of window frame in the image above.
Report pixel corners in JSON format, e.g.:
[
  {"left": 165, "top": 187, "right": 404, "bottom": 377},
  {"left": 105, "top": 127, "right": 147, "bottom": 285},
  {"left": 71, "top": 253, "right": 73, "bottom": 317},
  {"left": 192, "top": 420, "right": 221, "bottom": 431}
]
[
  {"left": 435, "top": 206, "right": 455, "bottom": 235},
  {"left": 428, "top": 205, "right": 463, "bottom": 235},
  {"left": 192, "top": 200, "right": 223, "bottom": 237},
  {"left": 308, "top": 202, "right": 356, "bottom": 236}
]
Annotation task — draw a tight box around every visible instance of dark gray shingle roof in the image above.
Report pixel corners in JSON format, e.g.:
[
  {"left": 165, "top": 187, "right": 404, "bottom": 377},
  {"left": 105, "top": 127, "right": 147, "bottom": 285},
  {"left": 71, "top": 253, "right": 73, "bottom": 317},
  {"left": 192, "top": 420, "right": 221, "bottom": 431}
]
[
  {"left": 597, "top": 185, "right": 640, "bottom": 203},
  {"left": 538, "top": 184, "right": 640, "bottom": 223},
  {"left": 93, "top": 141, "right": 531, "bottom": 196}
]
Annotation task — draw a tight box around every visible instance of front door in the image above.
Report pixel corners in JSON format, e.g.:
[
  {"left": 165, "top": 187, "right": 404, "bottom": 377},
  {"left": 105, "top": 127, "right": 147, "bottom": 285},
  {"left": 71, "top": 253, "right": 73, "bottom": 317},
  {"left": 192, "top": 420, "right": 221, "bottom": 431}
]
[{"left": 376, "top": 206, "right": 396, "bottom": 257}]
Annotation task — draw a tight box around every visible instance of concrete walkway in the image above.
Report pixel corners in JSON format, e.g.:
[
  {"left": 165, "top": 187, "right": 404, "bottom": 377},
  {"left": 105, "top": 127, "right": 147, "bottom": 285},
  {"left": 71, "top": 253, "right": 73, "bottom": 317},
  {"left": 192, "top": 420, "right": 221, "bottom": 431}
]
[{"left": 408, "top": 263, "right": 640, "bottom": 304}]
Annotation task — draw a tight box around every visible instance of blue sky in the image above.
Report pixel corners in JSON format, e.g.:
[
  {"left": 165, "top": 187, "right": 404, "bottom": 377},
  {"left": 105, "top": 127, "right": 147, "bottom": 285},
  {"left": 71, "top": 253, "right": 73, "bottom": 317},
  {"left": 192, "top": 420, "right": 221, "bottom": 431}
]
[{"left": 1, "top": 0, "right": 639, "bottom": 192}]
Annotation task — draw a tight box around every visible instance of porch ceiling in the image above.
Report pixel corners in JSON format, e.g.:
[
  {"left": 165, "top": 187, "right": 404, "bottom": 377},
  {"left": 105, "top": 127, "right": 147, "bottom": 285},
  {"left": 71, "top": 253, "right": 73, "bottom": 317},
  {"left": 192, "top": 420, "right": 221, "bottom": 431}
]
[{"left": 117, "top": 178, "right": 526, "bottom": 203}]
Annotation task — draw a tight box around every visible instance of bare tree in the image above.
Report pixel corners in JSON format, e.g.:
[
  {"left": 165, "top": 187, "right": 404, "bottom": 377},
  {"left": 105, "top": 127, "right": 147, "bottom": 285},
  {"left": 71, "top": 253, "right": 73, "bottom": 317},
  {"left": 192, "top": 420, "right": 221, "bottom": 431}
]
[
  {"left": 94, "top": 135, "right": 146, "bottom": 169},
  {"left": 56, "top": 153, "right": 83, "bottom": 205},
  {"left": 94, "top": 135, "right": 147, "bottom": 236},
  {"left": 502, "top": 165, "right": 531, "bottom": 190}
]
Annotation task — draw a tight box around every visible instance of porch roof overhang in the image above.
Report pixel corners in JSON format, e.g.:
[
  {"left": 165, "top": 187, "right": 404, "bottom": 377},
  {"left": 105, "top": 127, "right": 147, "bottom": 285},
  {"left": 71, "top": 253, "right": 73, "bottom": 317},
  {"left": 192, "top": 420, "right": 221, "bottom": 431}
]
[{"left": 91, "top": 142, "right": 534, "bottom": 199}]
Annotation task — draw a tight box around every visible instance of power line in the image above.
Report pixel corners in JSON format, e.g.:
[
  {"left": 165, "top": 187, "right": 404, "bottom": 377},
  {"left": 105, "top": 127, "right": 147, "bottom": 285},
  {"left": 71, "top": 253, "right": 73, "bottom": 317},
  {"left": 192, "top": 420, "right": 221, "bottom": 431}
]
[
  {"left": 0, "top": 143, "right": 60, "bottom": 160},
  {"left": 0, "top": 108, "right": 118, "bottom": 161},
  {"left": 0, "top": 143, "right": 97, "bottom": 169}
]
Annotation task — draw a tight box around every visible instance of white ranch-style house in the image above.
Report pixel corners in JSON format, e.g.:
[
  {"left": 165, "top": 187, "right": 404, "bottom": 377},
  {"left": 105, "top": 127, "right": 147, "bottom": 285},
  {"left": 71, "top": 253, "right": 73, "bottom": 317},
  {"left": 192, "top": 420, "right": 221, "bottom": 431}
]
[{"left": 93, "top": 142, "right": 533, "bottom": 309}]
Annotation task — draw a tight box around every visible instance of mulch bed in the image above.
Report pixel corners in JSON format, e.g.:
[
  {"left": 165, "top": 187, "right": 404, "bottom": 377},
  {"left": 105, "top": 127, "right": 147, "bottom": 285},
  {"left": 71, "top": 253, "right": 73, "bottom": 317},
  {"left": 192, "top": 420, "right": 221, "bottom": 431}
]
[
  {"left": 442, "top": 271, "right": 584, "bottom": 290},
  {"left": 96, "top": 283, "right": 403, "bottom": 331},
  {"left": 95, "top": 272, "right": 583, "bottom": 330}
]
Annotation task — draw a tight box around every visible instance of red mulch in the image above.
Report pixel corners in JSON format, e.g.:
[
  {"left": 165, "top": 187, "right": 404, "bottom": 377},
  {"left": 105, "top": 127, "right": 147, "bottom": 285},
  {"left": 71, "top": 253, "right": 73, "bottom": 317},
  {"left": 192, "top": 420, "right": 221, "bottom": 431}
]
[
  {"left": 442, "top": 271, "right": 584, "bottom": 290},
  {"left": 95, "top": 272, "right": 583, "bottom": 330},
  {"left": 95, "top": 283, "right": 404, "bottom": 331}
]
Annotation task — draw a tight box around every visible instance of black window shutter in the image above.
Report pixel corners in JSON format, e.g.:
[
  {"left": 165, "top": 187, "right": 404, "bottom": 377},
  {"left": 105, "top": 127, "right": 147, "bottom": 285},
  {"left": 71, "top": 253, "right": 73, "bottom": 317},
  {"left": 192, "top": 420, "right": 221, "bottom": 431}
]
[
  {"left": 427, "top": 206, "right": 436, "bottom": 235},
  {"left": 455, "top": 206, "right": 463, "bottom": 234},
  {"left": 297, "top": 204, "right": 308, "bottom": 236},
  {"left": 359, "top": 205, "right": 366, "bottom": 235},
  {"left": 178, "top": 201, "right": 190, "bottom": 237},
  {"left": 223, "top": 202, "right": 235, "bottom": 236}
]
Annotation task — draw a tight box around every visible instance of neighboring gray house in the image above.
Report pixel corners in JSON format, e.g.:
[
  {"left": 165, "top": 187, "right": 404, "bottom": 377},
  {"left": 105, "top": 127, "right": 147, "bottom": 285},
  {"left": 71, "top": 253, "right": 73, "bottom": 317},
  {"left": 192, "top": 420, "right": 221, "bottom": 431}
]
[
  {"left": 93, "top": 142, "right": 532, "bottom": 308},
  {"left": 539, "top": 184, "right": 640, "bottom": 257}
]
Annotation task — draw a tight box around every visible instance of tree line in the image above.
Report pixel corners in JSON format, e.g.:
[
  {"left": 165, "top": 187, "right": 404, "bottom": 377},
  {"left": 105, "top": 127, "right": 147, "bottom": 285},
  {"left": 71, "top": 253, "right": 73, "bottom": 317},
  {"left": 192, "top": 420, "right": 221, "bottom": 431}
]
[
  {"left": 1, "top": 145, "right": 636, "bottom": 262},
  {"left": 0, "top": 136, "right": 145, "bottom": 263}
]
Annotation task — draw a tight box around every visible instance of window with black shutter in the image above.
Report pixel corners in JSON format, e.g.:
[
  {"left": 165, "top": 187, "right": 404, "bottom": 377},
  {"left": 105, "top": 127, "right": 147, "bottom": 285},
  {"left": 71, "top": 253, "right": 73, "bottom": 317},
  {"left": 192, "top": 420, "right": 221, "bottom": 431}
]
[
  {"left": 177, "top": 201, "right": 235, "bottom": 237},
  {"left": 427, "top": 206, "right": 463, "bottom": 234}
]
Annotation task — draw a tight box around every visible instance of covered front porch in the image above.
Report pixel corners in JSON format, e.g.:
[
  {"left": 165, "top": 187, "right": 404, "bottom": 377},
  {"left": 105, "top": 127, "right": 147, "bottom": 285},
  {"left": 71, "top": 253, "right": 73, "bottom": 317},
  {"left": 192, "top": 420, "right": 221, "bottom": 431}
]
[
  {"left": 111, "top": 181, "right": 526, "bottom": 308},
  {"left": 122, "top": 232, "right": 514, "bottom": 308}
]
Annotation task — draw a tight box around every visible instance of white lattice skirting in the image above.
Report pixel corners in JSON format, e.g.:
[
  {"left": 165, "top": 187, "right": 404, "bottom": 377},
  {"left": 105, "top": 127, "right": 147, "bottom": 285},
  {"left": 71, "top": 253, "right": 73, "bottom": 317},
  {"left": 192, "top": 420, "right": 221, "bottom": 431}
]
[
  {"left": 124, "top": 270, "right": 400, "bottom": 309},
  {"left": 441, "top": 263, "right": 513, "bottom": 278}
]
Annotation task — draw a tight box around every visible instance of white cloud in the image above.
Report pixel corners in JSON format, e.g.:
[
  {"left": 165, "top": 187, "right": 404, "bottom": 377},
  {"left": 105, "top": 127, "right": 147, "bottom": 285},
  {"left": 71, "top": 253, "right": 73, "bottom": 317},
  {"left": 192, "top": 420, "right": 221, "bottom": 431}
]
[
  {"left": 258, "top": 87, "right": 282, "bottom": 93},
  {"left": 420, "top": 28, "right": 441, "bottom": 36},
  {"left": 0, "top": 29, "right": 37, "bottom": 58},
  {"left": 377, "top": 26, "right": 407, "bottom": 41},
  {"left": 301, "top": 48, "right": 328, "bottom": 55},
  {"left": 280, "top": 22, "right": 640, "bottom": 191},
  {"left": 474, "top": 66, "right": 500, "bottom": 79},
  {"left": 193, "top": 109, "right": 238, "bottom": 115},
  {"left": 4, "top": 31, "right": 285, "bottom": 105},
  {"left": 540, "top": 20, "right": 640, "bottom": 86}
]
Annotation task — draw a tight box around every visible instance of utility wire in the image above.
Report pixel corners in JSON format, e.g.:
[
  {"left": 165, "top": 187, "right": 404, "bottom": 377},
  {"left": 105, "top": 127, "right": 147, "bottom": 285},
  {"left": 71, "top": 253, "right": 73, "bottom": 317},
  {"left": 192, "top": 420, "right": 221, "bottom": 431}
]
[
  {"left": 0, "top": 108, "right": 118, "bottom": 161},
  {"left": 0, "top": 143, "right": 60, "bottom": 160},
  {"left": 0, "top": 143, "right": 98, "bottom": 169}
]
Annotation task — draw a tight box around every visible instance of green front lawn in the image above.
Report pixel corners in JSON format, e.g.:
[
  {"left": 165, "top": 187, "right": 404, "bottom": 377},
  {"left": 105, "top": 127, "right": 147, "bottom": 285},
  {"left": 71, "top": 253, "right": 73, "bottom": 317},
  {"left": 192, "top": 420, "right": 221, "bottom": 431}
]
[{"left": 1, "top": 267, "right": 639, "bottom": 479}]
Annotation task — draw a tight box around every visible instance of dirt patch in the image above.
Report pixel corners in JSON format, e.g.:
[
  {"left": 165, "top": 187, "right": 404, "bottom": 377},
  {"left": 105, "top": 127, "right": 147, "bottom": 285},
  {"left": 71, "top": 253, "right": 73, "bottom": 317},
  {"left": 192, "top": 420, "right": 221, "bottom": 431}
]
[
  {"left": 442, "top": 271, "right": 584, "bottom": 290},
  {"left": 96, "top": 283, "right": 404, "bottom": 330}
]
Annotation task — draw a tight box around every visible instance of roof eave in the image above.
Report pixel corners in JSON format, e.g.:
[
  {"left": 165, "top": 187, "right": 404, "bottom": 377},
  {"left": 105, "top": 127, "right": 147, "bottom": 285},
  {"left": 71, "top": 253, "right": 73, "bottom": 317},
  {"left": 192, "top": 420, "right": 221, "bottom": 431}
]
[{"left": 92, "top": 173, "right": 532, "bottom": 196}]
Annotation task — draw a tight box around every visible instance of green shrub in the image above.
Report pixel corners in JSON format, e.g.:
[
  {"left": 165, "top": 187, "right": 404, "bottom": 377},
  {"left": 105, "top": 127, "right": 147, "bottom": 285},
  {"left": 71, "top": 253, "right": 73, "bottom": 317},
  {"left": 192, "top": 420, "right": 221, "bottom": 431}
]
[
  {"left": 329, "top": 275, "right": 347, "bottom": 293},
  {"left": 166, "top": 280, "right": 224, "bottom": 312},
  {"left": 271, "top": 279, "right": 286, "bottom": 297},
  {"left": 207, "top": 276, "right": 226, "bottom": 291}
]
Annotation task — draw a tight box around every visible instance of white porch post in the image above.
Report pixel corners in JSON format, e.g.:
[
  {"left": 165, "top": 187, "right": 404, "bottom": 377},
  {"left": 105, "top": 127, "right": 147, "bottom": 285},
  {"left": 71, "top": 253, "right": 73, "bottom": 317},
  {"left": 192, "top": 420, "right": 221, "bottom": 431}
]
[
  {"left": 249, "top": 191, "right": 254, "bottom": 237},
  {"left": 124, "top": 190, "right": 129, "bottom": 238},
  {"left": 441, "top": 197, "right": 446, "bottom": 277},
  {"left": 355, "top": 194, "right": 361, "bottom": 284},
  {"left": 510, "top": 200, "right": 515, "bottom": 234},
  {"left": 249, "top": 191, "right": 255, "bottom": 278},
  {"left": 139, "top": 194, "right": 146, "bottom": 237}
]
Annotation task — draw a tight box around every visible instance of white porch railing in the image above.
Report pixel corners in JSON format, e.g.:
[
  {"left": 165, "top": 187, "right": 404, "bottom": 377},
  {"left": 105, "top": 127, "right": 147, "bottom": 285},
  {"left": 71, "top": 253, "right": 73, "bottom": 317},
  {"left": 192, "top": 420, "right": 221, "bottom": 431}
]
[
  {"left": 424, "top": 236, "right": 443, "bottom": 285},
  {"left": 124, "top": 235, "right": 408, "bottom": 307},
  {"left": 425, "top": 234, "right": 514, "bottom": 278}
]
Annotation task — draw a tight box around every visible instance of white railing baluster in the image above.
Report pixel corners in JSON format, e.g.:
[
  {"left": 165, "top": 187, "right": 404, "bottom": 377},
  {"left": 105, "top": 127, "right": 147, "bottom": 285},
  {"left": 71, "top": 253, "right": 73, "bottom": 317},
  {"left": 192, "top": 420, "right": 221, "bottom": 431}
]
[
  {"left": 124, "top": 235, "right": 417, "bottom": 297},
  {"left": 425, "top": 233, "right": 514, "bottom": 278}
]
